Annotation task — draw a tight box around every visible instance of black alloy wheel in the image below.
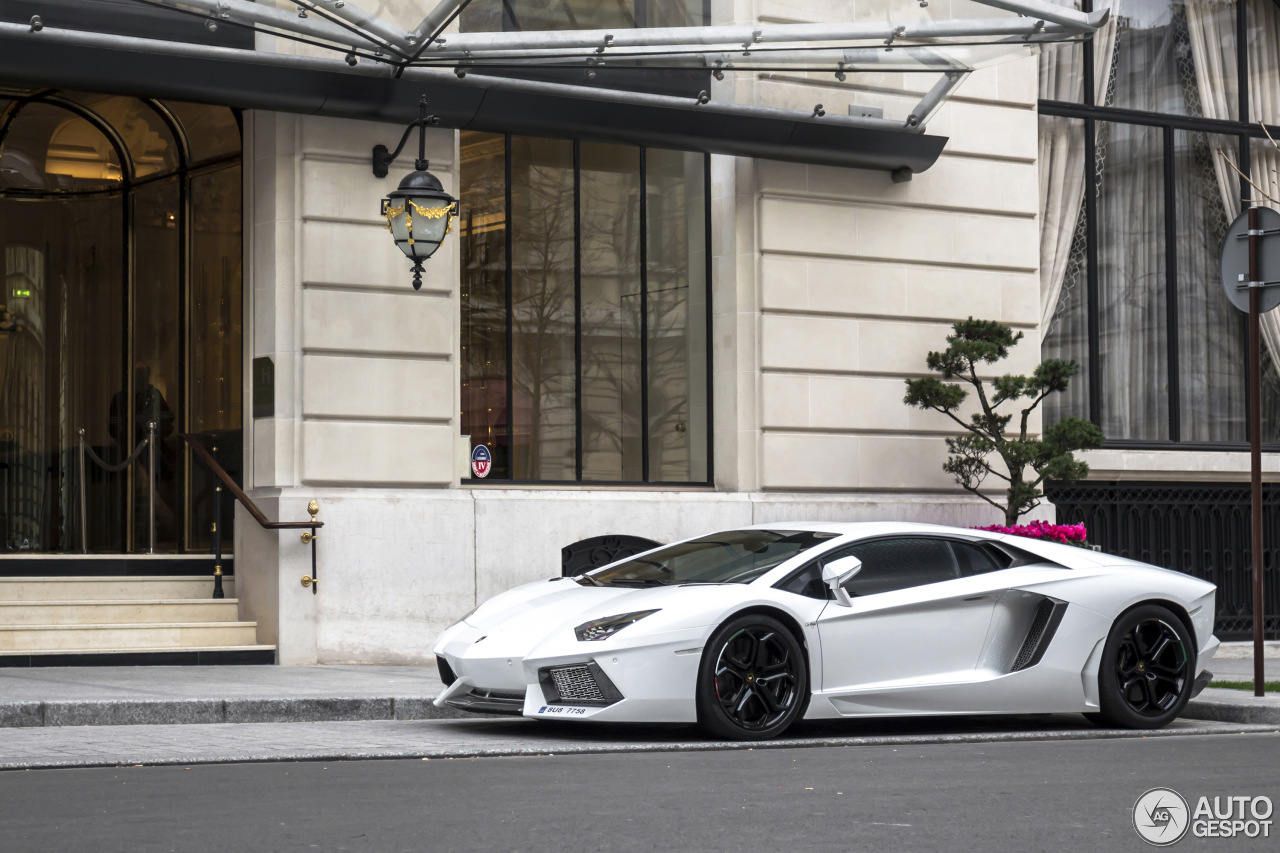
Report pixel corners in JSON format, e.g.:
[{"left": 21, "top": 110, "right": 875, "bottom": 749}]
[
  {"left": 1091, "top": 604, "right": 1194, "bottom": 729},
  {"left": 696, "top": 614, "right": 807, "bottom": 740}
]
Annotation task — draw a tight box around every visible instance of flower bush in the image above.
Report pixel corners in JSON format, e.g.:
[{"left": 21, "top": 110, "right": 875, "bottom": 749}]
[{"left": 972, "top": 520, "right": 1088, "bottom": 546}]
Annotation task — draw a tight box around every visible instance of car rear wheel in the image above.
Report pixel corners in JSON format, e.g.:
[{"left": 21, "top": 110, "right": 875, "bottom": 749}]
[
  {"left": 696, "top": 614, "right": 807, "bottom": 741},
  {"left": 1092, "top": 604, "right": 1194, "bottom": 729}
]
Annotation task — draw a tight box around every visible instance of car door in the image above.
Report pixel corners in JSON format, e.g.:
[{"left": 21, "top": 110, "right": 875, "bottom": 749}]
[{"left": 816, "top": 537, "right": 1011, "bottom": 695}]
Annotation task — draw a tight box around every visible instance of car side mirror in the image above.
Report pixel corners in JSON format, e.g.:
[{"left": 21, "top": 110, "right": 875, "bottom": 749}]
[{"left": 822, "top": 556, "right": 861, "bottom": 606}]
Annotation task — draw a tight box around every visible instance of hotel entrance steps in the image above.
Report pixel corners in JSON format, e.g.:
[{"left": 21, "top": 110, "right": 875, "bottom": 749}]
[{"left": 0, "top": 576, "right": 275, "bottom": 667}]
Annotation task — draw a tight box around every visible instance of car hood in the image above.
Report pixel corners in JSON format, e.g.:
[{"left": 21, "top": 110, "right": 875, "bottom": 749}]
[{"left": 451, "top": 579, "right": 757, "bottom": 652}]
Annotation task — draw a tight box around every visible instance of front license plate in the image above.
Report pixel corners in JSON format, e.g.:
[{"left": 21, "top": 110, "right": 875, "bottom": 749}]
[{"left": 537, "top": 705, "right": 588, "bottom": 716}]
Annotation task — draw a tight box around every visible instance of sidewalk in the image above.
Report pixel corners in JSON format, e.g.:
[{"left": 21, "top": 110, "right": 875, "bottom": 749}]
[
  {"left": 0, "top": 715, "right": 1272, "bottom": 771},
  {"left": 0, "top": 665, "right": 451, "bottom": 727}
]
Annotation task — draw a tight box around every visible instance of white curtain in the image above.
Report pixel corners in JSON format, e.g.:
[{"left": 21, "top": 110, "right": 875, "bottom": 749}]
[
  {"left": 1038, "top": 1, "right": 1118, "bottom": 331},
  {"left": 1186, "top": 0, "right": 1280, "bottom": 357}
]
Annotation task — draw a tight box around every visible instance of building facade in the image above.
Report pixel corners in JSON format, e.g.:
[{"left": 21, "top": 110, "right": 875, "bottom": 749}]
[{"left": 0, "top": 0, "right": 1276, "bottom": 664}]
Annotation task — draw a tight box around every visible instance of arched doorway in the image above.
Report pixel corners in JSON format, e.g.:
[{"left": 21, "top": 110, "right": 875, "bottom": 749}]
[{"left": 0, "top": 90, "right": 242, "bottom": 554}]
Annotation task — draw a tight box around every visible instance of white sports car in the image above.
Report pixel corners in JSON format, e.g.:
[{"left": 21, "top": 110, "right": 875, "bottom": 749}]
[{"left": 431, "top": 522, "right": 1218, "bottom": 740}]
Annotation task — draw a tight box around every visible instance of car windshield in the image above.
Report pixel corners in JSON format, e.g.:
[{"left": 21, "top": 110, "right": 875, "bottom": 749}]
[{"left": 584, "top": 530, "right": 835, "bottom": 587}]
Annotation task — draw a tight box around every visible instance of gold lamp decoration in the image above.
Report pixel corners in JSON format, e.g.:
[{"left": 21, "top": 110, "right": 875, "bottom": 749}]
[{"left": 375, "top": 96, "right": 458, "bottom": 290}]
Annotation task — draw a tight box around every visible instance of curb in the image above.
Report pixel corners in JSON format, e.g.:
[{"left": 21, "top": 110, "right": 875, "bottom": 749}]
[
  {"left": 0, "top": 696, "right": 486, "bottom": 728},
  {"left": 1183, "top": 688, "right": 1280, "bottom": 725}
]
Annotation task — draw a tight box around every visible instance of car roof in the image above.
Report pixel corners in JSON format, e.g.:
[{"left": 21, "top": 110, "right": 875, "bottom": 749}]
[
  {"left": 738, "top": 520, "right": 990, "bottom": 539},
  {"left": 733, "top": 520, "right": 1113, "bottom": 570}
]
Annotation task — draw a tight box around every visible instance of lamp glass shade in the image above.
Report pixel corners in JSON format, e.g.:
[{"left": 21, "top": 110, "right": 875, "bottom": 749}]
[{"left": 383, "top": 169, "right": 456, "bottom": 263}]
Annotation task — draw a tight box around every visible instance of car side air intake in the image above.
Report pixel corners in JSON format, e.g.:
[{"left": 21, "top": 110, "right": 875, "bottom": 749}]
[{"left": 1011, "top": 597, "right": 1068, "bottom": 672}]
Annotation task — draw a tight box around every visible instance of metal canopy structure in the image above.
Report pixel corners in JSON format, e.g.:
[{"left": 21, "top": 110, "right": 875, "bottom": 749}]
[{"left": 0, "top": 0, "right": 1106, "bottom": 172}]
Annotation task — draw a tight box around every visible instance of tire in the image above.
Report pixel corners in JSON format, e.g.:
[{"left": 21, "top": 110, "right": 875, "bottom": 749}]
[
  {"left": 696, "top": 614, "right": 808, "bottom": 741},
  {"left": 1093, "top": 604, "right": 1195, "bottom": 729}
]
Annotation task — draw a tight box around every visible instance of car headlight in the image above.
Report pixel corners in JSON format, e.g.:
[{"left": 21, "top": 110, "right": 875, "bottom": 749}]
[{"left": 574, "top": 609, "right": 660, "bottom": 642}]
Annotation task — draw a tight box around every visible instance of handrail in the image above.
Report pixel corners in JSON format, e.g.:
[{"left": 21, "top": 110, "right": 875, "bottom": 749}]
[
  {"left": 181, "top": 433, "right": 322, "bottom": 597},
  {"left": 179, "top": 434, "right": 324, "bottom": 531}
]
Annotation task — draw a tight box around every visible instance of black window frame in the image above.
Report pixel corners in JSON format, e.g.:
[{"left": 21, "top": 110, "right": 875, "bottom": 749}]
[
  {"left": 1039, "top": 0, "right": 1280, "bottom": 451},
  {"left": 460, "top": 136, "right": 714, "bottom": 487}
]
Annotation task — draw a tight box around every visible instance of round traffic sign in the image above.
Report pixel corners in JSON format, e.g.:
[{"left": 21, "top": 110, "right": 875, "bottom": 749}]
[{"left": 1220, "top": 207, "right": 1280, "bottom": 314}]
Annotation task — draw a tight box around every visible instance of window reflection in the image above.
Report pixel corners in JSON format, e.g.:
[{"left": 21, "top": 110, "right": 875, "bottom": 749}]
[
  {"left": 1108, "top": 0, "right": 1238, "bottom": 117},
  {"left": 645, "top": 149, "right": 706, "bottom": 483},
  {"left": 512, "top": 137, "right": 576, "bottom": 480},
  {"left": 460, "top": 131, "right": 510, "bottom": 478},
  {"left": 1096, "top": 121, "right": 1168, "bottom": 441},
  {"left": 0, "top": 103, "right": 123, "bottom": 193},
  {"left": 1175, "top": 130, "right": 1245, "bottom": 442},
  {"left": 189, "top": 165, "right": 243, "bottom": 549},
  {"left": 61, "top": 93, "right": 179, "bottom": 178},
  {"left": 580, "top": 142, "right": 643, "bottom": 481}
]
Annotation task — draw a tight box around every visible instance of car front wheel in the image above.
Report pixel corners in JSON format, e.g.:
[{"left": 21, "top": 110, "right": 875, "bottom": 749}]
[
  {"left": 696, "top": 614, "right": 807, "bottom": 741},
  {"left": 1092, "top": 604, "right": 1195, "bottom": 729}
]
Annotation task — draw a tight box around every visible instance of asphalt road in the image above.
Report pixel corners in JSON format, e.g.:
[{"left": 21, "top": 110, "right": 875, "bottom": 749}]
[{"left": 2, "top": 731, "right": 1278, "bottom": 852}]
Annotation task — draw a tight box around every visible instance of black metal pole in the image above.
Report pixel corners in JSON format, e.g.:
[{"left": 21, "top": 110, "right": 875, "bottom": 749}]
[
  {"left": 310, "top": 530, "right": 318, "bottom": 596},
  {"left": 1248, "top": 206, "right": 1264, "bottom": 696},
  {"left": 212, "top": 443, "right": 224, "bottom": 600}
]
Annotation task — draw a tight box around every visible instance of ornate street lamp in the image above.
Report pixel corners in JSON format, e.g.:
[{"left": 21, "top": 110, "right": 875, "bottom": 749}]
[{"left": 375, "top": 96, "right": 457, "bottom": 290}]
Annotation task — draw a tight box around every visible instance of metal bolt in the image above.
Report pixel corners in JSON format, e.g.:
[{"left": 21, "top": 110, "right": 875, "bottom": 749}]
[
  {"left": 205, "top": 18, "right": 217, "bottom": 31},
  {"left": 696, "top": 90, "right": 710, "bottom": 104},
  {"left": 346, "top": 52, "right": 358, "bottom": 65},
  {"left": 29, "top": 15, "right": 42, "bottom": 31}
]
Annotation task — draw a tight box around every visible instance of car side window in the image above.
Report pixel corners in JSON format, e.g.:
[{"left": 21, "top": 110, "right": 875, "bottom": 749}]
[
  {"left": 827, "top": 538, "right": 961, "bottom": 597},
  {"left": 776, "top": 563, "right": 828, "bottom": 600},
  {"left": 952, "top": 541, "right": 1003, "bottom": 576}
]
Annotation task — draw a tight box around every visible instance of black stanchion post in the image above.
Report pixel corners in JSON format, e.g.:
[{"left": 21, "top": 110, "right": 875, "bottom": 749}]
[{"left": 212, "top": 443, "right": 225, "bottom": 600}]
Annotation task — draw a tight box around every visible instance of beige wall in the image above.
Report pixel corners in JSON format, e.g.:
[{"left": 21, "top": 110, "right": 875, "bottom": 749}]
[
  {"left": 711, "top": 0, "right": 1044, "bottom": 495},
  {"left": 247, "top": 111, "right": 462, "bottom": 493}
]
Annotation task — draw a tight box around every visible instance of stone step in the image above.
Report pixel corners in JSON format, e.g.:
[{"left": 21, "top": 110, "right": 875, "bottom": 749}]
[
  {"left": 0, "top": 622, "right": 261, "bottom": 652},
  {"left": 0, "top": 646, "right": 276, "bottom": 669},
  {"left": 0, "top": 600, "right": 241, "bottom": 626},
  {"left": 0, "top": 577, "right": 233, "bottom": 601}
]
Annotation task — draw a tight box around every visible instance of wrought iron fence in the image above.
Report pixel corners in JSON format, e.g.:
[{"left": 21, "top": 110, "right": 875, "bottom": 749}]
[{"left": 1047, "top": 481, "right": 1280, "bottom": 640}]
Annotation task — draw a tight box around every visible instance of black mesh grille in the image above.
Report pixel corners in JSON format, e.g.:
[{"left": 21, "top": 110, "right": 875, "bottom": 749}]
[
  {"left": 1012, "top": 599, "right": 1056, "bottom": 671},
  {"left": 549, "top": 665, "right": 605, "bottom": 702}
]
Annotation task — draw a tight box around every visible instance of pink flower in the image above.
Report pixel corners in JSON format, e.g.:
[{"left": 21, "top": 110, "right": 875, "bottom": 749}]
[{"left": 971, "top": 520, "right": 1087, "bottom": 545}]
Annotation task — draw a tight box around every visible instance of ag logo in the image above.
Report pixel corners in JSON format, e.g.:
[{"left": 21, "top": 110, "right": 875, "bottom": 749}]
[
  {"left": 1134, "top": 788, "right": 1190, "bottom": 846},
  {"left": 471, "top": 444, "right": 492, "bottom": 478}
]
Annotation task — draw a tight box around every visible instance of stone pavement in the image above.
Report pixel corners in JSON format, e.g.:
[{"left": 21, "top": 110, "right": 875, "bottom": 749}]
[
  {"left": 1206, "top": 656, "right": 1280, "bottom": 680},
  {"left": 0, "top": 665, "right": 452, "bottom": 727},
  {"left": 0, "top": 712, "right": 1274, "bottom": 771}
]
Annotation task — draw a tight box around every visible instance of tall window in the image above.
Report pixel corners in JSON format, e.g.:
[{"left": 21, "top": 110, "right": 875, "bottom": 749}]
[
  {"left": 1039, "top": 0, "right": 1280, "bottom": 446},
  {"left": 459, "top": 134, "right": 711, "bottom": 484},
  {"left": 0, "top": 91, "right": 242, "bottom": 553}
]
